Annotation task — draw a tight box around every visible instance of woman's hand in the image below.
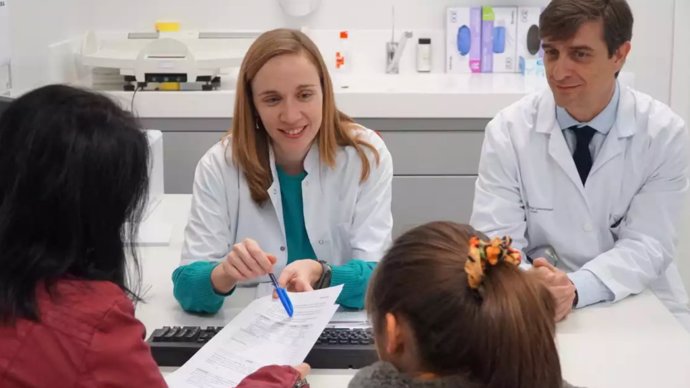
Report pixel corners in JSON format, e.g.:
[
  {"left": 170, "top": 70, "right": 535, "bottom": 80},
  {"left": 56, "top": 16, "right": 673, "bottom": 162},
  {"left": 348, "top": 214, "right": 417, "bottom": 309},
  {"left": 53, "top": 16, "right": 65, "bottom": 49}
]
[
  {"left": 236, "top": 363, "right": 310, "bottom": 387},
  {"left": 211, "top": 238, "right": 276, "bottom": 293},
  {"left": 293, "top": 363, "right": 310, "bottom": 380},
  {"left": 278, "top": 259, "right": 324, "bottom": 292}
]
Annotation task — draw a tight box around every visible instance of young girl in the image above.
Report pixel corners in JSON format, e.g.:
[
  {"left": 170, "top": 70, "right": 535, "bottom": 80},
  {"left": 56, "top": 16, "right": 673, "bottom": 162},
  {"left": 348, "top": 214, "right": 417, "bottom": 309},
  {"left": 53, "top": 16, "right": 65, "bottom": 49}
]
[
  {"left": 173, "top": 28, "right": 393, "bottom": 313},
  {"left": 0, "top": 85, "right": 166, "bottom": 386},
  {"left": 352, "top": 221, "right": 577, "bottom": 388},
  {"left": 239, "top": 221, "right": 578, "bottom": 388}
]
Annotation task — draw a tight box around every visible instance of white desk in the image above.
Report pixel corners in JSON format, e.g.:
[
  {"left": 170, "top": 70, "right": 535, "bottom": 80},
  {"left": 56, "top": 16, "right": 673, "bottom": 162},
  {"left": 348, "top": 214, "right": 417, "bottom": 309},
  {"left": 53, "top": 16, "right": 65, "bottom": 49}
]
[{"left": 136, "top": 195, "right": 690, "bottom": 388}]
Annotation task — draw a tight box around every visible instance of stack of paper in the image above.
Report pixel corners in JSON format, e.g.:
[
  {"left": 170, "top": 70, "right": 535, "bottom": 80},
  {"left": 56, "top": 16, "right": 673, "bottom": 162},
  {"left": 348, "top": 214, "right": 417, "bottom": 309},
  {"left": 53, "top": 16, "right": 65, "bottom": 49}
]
[{"left": 166, "top": 285, "right": 343, "bottom": 388}]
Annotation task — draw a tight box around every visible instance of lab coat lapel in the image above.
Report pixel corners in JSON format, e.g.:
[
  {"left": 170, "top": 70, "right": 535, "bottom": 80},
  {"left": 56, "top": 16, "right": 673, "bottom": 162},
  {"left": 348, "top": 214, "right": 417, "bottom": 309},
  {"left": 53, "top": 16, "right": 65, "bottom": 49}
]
[
  {"left": 536, "top": 91, "right": 587, "bottom": 198},
  {"left": 267, "top": 145, "right": 286, "bottom": 241},
  {"left": 302, "top": 142, "right": 323, "bottom": 196},
  {"left": 302, "top": 142, "right": 322, "bottom": 227},
  {"left": 302, "top": 142, "right": 325, "bottom": 257},
  {"left": 589, "top": 87, "right": 636, "bottom": 178}
]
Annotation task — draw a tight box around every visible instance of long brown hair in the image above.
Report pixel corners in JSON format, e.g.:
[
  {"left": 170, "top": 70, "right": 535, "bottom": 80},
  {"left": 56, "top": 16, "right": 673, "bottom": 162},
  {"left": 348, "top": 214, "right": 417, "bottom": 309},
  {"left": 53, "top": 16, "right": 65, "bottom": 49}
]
[
  {"left": 231, "top": 28, "right": 379, "bottom": 203},
  {"left": 366, "top": 221, "right": 562, "bottom": 388}
]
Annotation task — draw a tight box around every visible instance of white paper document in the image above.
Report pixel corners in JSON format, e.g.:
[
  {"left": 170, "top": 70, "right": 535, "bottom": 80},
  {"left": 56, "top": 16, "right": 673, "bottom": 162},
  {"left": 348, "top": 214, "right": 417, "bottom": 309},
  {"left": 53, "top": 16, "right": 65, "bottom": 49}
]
[
  {"left": 165, "top": 285, "right": 343, "bottom": 388},
  {"left": 257, "top": 282, "right": 369, "bottom": 327}
]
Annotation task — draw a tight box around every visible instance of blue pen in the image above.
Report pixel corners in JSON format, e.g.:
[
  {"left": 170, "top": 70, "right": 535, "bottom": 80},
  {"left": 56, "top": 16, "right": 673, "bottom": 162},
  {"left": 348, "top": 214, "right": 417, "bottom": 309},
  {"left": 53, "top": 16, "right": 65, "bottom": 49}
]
[{"left": 269, "top": 273, "right": 294, "bottom": 317}]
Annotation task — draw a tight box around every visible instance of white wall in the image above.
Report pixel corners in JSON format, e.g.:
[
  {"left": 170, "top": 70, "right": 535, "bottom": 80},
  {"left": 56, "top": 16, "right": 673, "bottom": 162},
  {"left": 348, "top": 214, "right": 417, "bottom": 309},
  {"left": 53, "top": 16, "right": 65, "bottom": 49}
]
[
  {"left": 0, "top": 1, "right": 10, "bottom": 93},
  {"left": 623, "top": 0, "right": 674, "bottom": 105},
  {"left": 671, "top": 0, "right": 690, "bottom": 123},
  {"left": 670, "top": 0, "right": 690, "bottom": 293},
  {"left": 8, "top": 0, "right": 676, "bottom": 103},
  {"left": 8, "top": 0, "right": 90, "bottom": 91},
  {"left": 92, "top": 0, "right": 675, "bottom": 104},
  {"left": 76, "top": 0, "right": 544, "bottom": 30}
]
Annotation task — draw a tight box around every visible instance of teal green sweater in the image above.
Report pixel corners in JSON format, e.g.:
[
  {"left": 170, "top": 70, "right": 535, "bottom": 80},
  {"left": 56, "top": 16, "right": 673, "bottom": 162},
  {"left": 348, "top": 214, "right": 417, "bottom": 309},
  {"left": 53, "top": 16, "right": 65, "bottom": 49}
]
[{"left": 172, "top": 167, "right": 377, "bottom": 314}]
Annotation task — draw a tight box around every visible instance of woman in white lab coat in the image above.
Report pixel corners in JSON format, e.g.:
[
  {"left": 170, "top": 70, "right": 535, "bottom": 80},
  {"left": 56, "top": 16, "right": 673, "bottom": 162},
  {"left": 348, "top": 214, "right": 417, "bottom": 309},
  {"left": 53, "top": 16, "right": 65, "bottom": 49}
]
[{"left": 172, "top": 28, "right": 393, "bottom": 314}]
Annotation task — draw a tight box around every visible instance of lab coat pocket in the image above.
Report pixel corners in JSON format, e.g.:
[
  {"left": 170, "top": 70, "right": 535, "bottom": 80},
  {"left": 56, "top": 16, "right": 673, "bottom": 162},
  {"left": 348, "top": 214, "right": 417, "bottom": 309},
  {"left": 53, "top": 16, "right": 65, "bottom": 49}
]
[
  {"left": 523, "top": 183, "right": 555, "bottom": 221},
  {"left": 525, "top": 200, "right": 554, "bottom": 219},
  {"left": 525, "top": 199, "right": 555, "bottom": 238}
]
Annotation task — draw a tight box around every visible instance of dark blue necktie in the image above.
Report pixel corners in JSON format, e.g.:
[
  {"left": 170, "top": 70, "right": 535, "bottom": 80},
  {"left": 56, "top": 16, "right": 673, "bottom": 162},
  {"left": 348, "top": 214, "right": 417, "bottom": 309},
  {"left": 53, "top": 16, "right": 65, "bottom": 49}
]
[{"left": 572, "top": 125, "right": 596, "bottom": 184}]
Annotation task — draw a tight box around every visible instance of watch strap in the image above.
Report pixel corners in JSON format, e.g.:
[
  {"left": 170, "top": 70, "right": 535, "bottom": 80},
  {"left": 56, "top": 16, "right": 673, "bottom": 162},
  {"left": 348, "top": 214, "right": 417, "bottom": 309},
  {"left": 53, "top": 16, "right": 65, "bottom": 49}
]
[{"left": 315, "top": 260, "right": 332, "bottom": 289}]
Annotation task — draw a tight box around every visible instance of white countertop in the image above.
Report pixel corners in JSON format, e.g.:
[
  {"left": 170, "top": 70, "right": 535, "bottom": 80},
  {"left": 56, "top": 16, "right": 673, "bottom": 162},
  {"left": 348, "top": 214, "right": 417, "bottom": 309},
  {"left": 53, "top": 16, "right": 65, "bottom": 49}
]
[
  {"left": 136, "top": 194, "right": 690, "bottom": 388},
  {"left": 104, "top": 71, "right": 635, "bottom": 119},
  {"left": 105, "top": 73, "right": 549, "bottom": 119}
]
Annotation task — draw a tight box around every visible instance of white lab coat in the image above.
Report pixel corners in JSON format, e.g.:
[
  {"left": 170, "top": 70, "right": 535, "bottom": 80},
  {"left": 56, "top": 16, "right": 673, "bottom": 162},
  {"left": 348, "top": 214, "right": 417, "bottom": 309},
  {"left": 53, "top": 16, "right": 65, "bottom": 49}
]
[
  {"left": 180, "top": 127, "right": 393, "bottom": 283},
  {"left": 471, "top": 86, "right": 690, "bottom": 324}
]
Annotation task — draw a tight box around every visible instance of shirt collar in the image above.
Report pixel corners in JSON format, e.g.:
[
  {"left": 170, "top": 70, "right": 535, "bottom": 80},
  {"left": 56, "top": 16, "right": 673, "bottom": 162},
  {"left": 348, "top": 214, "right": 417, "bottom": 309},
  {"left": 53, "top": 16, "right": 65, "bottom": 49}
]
[{"left": 556, "top": 81, "right": 620, "bottom": 134}]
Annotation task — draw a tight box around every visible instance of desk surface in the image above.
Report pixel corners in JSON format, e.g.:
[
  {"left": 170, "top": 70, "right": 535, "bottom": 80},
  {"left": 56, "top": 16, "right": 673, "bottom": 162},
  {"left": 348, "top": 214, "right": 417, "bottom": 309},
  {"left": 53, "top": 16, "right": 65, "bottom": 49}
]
[{"left": 136, "top": 195, "right": 690, "bottom": 388}]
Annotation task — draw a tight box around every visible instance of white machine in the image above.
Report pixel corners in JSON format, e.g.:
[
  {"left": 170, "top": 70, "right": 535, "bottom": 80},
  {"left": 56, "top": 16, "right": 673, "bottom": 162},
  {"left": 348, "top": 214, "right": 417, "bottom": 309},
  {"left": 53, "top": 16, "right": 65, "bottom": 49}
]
[{"left": 81, "top": 31, "right": 255, "bottom": 90}]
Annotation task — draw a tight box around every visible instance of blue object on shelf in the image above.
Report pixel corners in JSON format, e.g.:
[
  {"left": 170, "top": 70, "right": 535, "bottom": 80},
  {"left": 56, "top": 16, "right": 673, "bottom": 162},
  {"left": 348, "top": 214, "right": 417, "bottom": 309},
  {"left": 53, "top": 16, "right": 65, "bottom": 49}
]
[
  {"left": 493, "top": 26, "right": 506, "bottom": 54},
  {"left": 457, "top": 25, "right": 471, "bottom": 56}
]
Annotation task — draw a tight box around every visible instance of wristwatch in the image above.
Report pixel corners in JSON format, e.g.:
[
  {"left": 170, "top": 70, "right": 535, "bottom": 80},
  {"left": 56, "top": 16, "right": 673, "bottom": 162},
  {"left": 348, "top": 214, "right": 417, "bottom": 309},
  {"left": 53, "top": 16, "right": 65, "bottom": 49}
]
[
  {"left": 315, "top": 260, "right": 332, "bottom": 289},
  {"left": 293, "top": 378, "right": 309, "bottom": 388}
]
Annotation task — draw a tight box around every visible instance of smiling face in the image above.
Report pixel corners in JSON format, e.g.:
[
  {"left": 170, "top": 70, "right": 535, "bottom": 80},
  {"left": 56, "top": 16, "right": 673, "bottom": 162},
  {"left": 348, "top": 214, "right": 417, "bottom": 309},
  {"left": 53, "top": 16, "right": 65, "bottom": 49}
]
[
  {"left": 542, "top": 19, "right": 629, "bottom": 122},
  {"left": 251, "top": 52, "right": 323, "bottom": 170}
]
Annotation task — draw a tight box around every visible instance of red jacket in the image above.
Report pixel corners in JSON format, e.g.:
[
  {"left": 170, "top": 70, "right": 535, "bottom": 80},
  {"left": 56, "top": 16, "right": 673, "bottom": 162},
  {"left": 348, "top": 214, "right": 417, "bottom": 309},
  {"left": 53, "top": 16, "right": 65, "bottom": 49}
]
[
  {"left": 236, "top": 365, "right": 309, "bottom": 388},
  {"left": 0, "top": 279, "right": 167, "bottom": 388}
]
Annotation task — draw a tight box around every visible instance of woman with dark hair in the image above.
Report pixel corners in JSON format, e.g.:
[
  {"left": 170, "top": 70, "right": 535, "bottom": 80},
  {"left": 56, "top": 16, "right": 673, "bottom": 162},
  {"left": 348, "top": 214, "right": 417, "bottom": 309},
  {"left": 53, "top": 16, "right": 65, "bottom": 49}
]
[{"left": 0, "top": 85, "right": 166, "bottom": 387}]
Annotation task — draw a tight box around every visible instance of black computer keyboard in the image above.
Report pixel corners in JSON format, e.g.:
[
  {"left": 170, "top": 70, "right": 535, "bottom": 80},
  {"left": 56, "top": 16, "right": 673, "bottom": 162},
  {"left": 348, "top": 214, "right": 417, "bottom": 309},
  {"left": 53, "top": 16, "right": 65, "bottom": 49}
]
[{"left": 147, "top": 326, "right": 378, "bottom": 369}]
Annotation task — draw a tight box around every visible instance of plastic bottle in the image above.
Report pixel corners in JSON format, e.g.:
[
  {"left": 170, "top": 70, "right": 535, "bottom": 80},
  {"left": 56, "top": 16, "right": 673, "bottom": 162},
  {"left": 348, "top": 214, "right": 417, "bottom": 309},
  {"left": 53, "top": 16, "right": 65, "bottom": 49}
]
[
  {"left": 416, "top": 38, "right": 432, "bottom": 72},
  {"left": 335, "top": 31, "right": 351, "bottom": 73}
]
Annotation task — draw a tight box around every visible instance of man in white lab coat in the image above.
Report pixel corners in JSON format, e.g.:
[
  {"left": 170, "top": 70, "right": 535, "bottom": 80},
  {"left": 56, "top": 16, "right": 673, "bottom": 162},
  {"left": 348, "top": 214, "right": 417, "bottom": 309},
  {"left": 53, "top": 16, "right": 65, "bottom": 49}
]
[{"left": 470, "top": 0, "right": 690, "bottom": 329}]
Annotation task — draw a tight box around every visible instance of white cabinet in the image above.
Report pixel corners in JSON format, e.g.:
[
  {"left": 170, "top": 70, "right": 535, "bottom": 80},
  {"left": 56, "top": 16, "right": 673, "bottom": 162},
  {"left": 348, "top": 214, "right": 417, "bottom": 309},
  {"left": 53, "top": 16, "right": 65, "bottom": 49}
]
[
  {"left": 392, "top": 176, "right": 477, "bottom": 236},
  {"left": 380, "top": 131, "right": 483, "bottom": 175}
]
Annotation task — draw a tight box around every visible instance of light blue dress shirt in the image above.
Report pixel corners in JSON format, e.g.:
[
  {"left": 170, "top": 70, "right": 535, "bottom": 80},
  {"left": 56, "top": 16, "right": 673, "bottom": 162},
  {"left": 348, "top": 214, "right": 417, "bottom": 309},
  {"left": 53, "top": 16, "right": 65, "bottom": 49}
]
[{"left": 555, "top": 82, "right": 619, "bottom": 308}]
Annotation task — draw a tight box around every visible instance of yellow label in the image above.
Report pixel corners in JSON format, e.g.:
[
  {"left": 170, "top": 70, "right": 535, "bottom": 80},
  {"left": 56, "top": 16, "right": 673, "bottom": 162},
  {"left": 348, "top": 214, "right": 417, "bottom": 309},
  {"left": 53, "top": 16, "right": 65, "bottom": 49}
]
[
  {"left": 159, "top": 82, "right": 180, "bottom": 91},
  {"left": 155, "top": 21, "right": 180, "bottom": 32}
]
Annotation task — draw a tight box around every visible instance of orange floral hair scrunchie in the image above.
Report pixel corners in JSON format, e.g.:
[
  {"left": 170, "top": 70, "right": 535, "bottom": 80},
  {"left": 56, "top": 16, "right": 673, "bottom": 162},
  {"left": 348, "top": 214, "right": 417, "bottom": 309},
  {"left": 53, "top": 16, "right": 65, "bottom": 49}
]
[{"left": 465, "top": 236, "right": 522, "bottom": 289}]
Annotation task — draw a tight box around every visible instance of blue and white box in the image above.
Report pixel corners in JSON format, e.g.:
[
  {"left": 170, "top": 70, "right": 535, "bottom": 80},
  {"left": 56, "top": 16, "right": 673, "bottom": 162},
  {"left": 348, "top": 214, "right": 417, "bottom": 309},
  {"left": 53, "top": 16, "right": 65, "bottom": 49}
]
[
  {"left": 517, "top": 7, "right": 544, "bottom": 75},
  {"left": 481, "top": 6, "right": 518, "bottom": 73},
  {"left": 446, "top": 7, "right": 482, "bottom": 73}
]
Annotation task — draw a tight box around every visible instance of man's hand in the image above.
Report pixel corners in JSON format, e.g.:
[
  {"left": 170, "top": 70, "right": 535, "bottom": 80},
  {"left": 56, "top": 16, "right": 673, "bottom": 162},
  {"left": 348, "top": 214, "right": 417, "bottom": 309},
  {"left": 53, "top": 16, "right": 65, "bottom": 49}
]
[{"left": 530, "top": 257, "right": 576, "bottom": 322}]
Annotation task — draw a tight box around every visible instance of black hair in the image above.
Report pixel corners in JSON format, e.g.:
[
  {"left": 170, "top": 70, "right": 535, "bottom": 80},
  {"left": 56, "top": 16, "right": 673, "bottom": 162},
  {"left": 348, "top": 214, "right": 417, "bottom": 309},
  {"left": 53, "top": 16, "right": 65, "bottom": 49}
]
[{"left": 0, "top": 84, "right": 149, "bottom": 323}]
